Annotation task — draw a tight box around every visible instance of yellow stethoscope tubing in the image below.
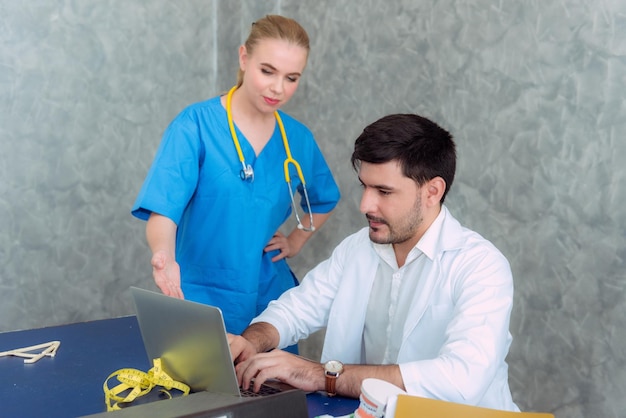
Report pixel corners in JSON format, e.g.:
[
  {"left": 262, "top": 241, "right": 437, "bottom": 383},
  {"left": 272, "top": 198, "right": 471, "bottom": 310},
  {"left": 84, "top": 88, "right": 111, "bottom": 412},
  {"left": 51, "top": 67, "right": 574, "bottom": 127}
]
[
  {"left": 226, "top": 86, "right": 252, "bottom": 179},
  {"left": 225, "top": 86, "right": 315, "bottom": 231}
]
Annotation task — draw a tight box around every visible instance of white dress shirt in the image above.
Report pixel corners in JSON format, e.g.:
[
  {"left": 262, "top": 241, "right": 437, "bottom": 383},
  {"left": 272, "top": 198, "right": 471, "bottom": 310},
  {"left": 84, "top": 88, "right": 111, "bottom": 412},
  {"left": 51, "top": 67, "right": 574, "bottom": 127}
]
[
  {"left": 253, "top": 206, "right": 519, "bottom": 411},
  {"left": 363, "top": 208, "right": 445, "bottom": 364}
]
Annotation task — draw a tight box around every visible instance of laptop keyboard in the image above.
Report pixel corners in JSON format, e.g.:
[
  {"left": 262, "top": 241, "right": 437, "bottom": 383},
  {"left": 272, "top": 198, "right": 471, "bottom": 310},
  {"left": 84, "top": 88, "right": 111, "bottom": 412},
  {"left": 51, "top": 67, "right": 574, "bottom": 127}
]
[{"left": 240, "top": 384, "right": 282, "bottom": 397}]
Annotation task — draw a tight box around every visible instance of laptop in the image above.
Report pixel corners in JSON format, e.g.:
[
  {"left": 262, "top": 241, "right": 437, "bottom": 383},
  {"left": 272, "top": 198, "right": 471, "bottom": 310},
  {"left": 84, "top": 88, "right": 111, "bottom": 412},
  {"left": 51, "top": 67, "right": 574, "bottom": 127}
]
[
  {"left": 82, "top": 287, "right": 308, "bottom": 417},
  {"left": 129, "top": 286, "right": 296, "bottom": 397}
]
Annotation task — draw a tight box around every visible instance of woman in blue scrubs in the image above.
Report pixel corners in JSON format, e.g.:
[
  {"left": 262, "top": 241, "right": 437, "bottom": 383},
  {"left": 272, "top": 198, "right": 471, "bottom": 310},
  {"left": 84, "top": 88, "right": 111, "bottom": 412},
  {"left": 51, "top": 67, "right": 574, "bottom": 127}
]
[{"left": 131, "top": 15, "right": 340, "bottom": 342}]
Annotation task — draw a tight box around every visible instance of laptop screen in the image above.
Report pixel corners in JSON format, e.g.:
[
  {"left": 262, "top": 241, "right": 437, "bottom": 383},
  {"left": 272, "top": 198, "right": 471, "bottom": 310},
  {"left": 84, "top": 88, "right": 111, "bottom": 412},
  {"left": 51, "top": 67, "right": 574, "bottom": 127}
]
[{"left": 130, "top": 286, "right": 241, "bottom": 395}]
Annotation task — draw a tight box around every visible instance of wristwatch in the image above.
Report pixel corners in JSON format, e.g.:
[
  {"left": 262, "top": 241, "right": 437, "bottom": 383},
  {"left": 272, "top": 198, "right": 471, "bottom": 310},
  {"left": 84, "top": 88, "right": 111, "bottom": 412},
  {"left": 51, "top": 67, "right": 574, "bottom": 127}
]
[{"left": 324, "top": 360, "right": 344, "bottom": 397}]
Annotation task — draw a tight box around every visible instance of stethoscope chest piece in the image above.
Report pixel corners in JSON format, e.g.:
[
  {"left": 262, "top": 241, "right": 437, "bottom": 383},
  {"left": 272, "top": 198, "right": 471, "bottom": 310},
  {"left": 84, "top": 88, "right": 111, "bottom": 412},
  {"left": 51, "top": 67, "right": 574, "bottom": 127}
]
[{"left": 240, "top": 163, "right": 254, "bottom": 181}]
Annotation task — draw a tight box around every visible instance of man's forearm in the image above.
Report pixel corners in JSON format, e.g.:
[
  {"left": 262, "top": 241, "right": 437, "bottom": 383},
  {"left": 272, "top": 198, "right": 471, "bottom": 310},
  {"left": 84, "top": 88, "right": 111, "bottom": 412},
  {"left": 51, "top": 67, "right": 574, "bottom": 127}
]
[
  {"left": 241, "top": 322, "right": 280, "bottom": 353},
  {"left": 335, "top": 364, "right": 404, "bottom": 398}
]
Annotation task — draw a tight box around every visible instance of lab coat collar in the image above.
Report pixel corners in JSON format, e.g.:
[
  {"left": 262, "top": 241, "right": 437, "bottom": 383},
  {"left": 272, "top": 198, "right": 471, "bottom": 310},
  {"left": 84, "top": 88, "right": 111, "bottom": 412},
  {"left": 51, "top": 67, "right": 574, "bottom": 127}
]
[{"left": 432, "top": 205, "right": 467, "bottom": 255}]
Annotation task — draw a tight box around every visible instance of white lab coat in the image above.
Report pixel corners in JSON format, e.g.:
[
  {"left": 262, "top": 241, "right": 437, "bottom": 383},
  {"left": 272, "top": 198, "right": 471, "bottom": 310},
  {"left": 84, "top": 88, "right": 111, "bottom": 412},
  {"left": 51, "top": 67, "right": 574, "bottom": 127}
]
[{"left": 253, "top": 206, "right": 519, "bottom": 411}]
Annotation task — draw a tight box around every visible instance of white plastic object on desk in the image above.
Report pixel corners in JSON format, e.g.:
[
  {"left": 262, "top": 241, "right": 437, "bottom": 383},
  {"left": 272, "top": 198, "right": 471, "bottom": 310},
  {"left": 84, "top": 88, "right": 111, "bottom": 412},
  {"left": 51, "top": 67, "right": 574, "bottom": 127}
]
[{"left": 353, "top": 378, "right": 407, "bottom": 418}]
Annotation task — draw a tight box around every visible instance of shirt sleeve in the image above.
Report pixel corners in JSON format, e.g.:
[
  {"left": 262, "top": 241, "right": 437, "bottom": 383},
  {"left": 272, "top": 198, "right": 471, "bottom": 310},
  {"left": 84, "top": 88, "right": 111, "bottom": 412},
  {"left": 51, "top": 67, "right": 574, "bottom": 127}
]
[
  {"left": 131, "top": 110, "right": 204, "bottom": 223},
  {"left": 250, "top": 231, "right": 361, "bottom": 348},
  {"left": 302, "top": 139, "right": 341, "bottom": 214}
]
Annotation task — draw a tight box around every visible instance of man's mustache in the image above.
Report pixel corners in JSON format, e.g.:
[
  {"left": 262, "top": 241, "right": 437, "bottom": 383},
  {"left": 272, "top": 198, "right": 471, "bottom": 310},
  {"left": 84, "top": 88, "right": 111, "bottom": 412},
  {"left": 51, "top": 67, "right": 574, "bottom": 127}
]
[{"left": 366, "top": 214, "right": 388, "bottom": 225}]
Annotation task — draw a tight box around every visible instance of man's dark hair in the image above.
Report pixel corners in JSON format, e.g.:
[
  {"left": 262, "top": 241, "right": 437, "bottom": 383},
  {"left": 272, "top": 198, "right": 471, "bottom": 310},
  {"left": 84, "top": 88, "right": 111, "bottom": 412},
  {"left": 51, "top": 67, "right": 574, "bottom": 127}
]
[{"left": 351, "top": 114, "right": 456, "bottom": 203}]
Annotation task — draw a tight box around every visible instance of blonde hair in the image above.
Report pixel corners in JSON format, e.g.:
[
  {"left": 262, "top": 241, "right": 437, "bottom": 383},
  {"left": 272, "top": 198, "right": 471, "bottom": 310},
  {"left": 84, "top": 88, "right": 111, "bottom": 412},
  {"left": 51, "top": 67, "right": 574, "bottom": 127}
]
[{"left": 236, "top": 15, "right": 310, "bottom": 88}]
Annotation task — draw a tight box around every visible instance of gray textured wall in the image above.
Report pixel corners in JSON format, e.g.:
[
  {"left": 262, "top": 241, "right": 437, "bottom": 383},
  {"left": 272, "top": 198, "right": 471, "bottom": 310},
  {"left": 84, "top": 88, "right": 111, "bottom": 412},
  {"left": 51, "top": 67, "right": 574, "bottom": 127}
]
[{"left": 1, "top": 1, "right": 624, "bottom": 417}]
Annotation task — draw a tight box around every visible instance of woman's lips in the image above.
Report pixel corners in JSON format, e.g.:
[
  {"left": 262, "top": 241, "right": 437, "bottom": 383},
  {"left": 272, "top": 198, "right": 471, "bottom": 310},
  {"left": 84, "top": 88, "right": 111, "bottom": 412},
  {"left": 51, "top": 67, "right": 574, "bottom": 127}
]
[{"left": 264, "top": 96, "right": 280, "bottom": 106}]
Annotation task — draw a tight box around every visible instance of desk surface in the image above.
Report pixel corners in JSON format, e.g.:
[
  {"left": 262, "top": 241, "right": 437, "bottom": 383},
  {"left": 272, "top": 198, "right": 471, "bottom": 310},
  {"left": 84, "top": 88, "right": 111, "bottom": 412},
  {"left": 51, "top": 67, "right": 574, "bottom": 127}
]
[{"left": 0, "top": 316, "right": 358, "bottom": 418}]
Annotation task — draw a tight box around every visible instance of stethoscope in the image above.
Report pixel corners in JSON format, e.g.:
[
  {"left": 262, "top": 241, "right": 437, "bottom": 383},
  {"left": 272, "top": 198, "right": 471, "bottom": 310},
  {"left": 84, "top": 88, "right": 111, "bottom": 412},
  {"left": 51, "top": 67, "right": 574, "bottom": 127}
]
[{"left": 226, "top": 86, "right": 315, "bottom": 232}]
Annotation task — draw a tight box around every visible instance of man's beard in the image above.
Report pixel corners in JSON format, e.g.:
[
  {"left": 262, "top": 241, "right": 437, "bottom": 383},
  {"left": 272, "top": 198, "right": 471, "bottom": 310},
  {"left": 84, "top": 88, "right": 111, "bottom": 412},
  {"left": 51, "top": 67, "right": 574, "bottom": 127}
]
[{"left": 367, "top": 196, "right": 423, "bottom": 245}]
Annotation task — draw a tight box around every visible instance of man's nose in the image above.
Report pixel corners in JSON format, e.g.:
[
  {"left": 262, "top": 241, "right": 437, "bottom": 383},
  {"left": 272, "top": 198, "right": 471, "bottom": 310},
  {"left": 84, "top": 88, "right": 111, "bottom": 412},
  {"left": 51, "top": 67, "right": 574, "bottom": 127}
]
[{"left": 359, "top": 189, "right": 375, "bottom": 214}]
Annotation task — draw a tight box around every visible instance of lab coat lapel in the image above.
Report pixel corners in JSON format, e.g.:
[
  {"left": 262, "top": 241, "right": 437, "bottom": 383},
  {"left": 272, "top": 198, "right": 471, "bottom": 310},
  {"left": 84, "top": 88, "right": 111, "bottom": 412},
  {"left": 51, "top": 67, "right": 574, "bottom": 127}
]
[
  {"left": 401, "top": 258, "right": 441, "bottom": 342},
  {"left": 401, "top": 207, "right": 464, "bottom": 344},
  {"left": 321, "top": 237, "right": 378, "bottom": 363}
]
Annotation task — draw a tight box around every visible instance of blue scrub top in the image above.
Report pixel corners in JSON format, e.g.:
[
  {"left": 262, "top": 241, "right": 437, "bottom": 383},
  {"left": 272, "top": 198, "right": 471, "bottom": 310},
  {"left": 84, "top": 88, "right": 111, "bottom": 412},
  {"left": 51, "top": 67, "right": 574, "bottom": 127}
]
[{"left": 132, "top": 96, "right": 340, "bottom": 334}]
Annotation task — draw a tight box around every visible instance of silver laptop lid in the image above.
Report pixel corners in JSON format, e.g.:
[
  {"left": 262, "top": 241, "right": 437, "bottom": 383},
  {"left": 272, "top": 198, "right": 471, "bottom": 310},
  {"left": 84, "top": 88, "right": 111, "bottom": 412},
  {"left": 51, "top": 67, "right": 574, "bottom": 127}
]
[{"left": 130, "top": 286, "right": 241, "bottom": 396}]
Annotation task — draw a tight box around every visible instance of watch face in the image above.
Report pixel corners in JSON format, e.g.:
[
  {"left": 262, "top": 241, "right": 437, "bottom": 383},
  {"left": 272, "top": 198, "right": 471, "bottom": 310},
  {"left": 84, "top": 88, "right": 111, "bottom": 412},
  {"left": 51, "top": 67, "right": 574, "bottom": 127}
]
[{"left": 325, "top": 360, "right": 343, "bottom": 373}]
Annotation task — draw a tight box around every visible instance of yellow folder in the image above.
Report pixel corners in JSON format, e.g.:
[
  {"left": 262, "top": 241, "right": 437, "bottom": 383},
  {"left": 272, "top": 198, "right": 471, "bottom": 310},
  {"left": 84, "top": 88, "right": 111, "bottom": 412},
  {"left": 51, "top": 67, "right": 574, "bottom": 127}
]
[{"left": 392, "top": 395, "right": 554, "bottom": 418}]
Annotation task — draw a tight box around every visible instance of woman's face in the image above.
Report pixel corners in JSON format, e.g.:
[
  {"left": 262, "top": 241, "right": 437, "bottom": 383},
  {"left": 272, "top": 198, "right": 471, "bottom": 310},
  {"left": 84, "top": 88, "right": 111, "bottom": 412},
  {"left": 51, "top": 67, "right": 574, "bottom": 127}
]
[{"left": 239, "top": 38, "right": 308, "bottom": 113}]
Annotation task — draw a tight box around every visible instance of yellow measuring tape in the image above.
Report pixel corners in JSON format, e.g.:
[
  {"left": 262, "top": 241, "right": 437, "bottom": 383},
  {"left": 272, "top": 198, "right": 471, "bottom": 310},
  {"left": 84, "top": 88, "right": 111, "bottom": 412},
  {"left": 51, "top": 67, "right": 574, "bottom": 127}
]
[{"left": 103, "top": 358, "right": 190, "bottom": 411}]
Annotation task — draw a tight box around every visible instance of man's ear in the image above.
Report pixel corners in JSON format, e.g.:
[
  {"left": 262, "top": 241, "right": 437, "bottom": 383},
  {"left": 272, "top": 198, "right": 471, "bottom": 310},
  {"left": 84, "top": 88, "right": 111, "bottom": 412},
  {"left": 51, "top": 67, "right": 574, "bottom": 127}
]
[{"left": 425, "top": 177, "right": 446, "bottom": 206}]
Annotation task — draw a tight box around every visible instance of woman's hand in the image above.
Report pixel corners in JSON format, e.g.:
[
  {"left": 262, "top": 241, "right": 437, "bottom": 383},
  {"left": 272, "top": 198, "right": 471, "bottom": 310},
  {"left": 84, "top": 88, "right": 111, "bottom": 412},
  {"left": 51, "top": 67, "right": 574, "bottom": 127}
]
[
  {"left": 265, "top": 231, "right": 298, "bottom": 261},
  {"left": 151, "top": 250, "right": 184, "bottom": 299},
  {"left": 265, "top": 213, "right": 333, "bottom": 262}
]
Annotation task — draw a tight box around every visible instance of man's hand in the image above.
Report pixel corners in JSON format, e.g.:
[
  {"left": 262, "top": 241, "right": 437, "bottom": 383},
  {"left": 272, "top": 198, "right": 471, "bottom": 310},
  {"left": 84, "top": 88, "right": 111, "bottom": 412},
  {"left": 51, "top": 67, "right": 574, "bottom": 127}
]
[
  {"left": 228, "top": 333, "right": 258, "bottom": 364},
  {"left": 151, "top": 250, "right": 183, "bottom": 299},
  {"left": 234, "top": 349, "right": 325, "bottom": 393}
]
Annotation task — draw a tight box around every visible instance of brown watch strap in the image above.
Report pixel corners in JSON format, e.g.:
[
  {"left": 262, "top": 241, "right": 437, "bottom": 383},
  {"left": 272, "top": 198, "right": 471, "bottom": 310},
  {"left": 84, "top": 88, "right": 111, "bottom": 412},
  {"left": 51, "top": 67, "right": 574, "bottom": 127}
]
[{"left": 325, "top": 375, "right": 337, "bottom": 396}]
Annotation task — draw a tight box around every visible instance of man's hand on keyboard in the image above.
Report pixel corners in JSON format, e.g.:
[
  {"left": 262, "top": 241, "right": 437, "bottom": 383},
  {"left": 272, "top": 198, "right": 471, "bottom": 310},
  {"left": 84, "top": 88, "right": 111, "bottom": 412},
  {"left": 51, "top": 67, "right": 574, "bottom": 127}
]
[{"left": 234, "top": 349, "right": 325, "bottom": 394}]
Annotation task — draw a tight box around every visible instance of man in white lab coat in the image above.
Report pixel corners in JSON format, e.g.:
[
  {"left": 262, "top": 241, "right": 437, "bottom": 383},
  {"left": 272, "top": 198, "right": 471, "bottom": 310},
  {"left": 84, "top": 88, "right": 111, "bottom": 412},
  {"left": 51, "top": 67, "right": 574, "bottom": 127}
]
[{"left": 229, "top": 113, "right": 519, "bottom": 411}]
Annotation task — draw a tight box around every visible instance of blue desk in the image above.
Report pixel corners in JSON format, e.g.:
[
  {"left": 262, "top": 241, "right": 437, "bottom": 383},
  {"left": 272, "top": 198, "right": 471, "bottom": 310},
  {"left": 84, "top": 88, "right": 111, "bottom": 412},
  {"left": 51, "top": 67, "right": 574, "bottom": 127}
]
[{"left": 0, "top": 316, "right": 358, "bottom": 417}]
